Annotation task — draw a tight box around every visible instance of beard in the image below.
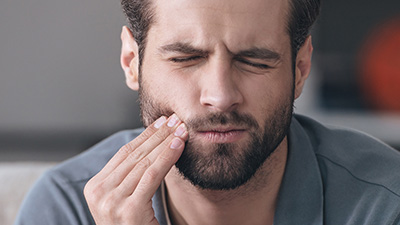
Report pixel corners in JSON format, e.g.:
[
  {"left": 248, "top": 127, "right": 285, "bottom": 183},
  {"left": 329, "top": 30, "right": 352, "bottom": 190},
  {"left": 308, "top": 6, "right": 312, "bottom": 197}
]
[{"left": 139, "top": 81, "right": 294, "bottom": 190}]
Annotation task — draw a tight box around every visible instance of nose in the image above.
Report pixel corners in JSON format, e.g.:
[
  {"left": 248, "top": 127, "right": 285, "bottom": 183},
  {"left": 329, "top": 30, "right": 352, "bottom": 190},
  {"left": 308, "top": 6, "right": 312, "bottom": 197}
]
[{"left": 199, "top": 58, "right": 243, "bottom": 112}]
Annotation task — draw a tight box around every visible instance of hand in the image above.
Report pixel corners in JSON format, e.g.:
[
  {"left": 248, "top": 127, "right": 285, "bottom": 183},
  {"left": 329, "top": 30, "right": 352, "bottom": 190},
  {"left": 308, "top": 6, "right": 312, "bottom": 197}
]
[{"left": 84, "top": 114, "right": 188, "bottom": 225}]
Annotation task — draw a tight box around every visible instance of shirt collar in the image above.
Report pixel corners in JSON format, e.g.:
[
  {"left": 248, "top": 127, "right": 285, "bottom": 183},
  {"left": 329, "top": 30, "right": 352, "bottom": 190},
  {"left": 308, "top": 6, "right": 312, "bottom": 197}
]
[
  {"left": 273, "top": 116, "right": 324, "bottom": 225},
  {"left": 161, "top": 181, "right": 173, "bottom": 225}
]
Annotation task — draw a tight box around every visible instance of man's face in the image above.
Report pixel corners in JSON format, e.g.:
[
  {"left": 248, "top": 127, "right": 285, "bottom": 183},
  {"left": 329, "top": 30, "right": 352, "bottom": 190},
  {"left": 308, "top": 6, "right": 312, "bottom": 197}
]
[{"left": 137, "top": 0, "right": 296, "bottom": 190}]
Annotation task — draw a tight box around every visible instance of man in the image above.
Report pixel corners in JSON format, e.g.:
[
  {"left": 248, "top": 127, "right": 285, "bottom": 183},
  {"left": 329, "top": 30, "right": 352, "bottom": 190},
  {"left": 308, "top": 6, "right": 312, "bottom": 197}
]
[{"left": 15, "top": 0, "right": 400, "bottom": 224}]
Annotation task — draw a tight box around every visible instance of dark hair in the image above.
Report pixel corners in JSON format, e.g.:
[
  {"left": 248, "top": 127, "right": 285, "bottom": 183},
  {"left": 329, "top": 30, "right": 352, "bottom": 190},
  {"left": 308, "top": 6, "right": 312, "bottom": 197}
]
[
  {"left": 120, "top": 0, "right": 321, "bottom": 67},
  {"left": 120, "top": 0, "right": 155, "bottom": 67},
  {"left": 287, "top": 0, "right": 321, "bottom": 62}
]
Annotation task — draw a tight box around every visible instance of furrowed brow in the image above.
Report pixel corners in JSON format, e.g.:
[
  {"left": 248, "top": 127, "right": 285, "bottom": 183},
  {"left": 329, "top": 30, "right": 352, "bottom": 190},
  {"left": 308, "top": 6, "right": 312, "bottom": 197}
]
[
  {"left": 159, "top": 42, "right": 208, "bottom": 55},
  {"left": 235, "top": 47, "right": 281, "bottom": 61}
]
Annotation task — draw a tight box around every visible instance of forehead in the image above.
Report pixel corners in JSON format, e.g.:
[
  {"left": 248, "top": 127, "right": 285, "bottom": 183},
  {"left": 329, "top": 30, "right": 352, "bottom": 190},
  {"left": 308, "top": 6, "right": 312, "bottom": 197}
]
[{"left": 148, "top": 0, "right": 290, "bottom": 52}]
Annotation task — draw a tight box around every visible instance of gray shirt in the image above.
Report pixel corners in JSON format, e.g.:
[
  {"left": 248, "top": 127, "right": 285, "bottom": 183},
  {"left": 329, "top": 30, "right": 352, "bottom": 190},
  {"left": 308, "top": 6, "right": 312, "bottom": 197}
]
[{"left": 14, "top": 115, "right": 400, "bottom": 224}]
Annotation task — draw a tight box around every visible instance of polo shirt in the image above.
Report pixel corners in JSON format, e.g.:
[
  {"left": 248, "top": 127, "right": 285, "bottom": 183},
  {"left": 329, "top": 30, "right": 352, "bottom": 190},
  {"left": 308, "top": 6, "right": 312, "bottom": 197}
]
[{"left": 14, "top": 114, "right": 400, "bottom": 225}]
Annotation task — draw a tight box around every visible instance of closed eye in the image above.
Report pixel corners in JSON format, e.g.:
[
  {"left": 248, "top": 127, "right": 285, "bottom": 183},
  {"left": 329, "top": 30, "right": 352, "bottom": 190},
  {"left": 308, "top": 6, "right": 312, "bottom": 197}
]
[
  {"left": 170, "top": 55, "right": 205, "bottom": 63},
  {"left": 235, "top": 58, "right": 271, "bottom": 69}
]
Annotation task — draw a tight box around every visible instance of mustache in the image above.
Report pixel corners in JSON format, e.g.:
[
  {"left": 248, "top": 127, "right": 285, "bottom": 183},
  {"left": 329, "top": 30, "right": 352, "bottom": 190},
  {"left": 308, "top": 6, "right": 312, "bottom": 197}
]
[
  {"left": 185, "top": 111, "right": 259, "bottom": 131},
  {"left": 144, "top": 107, "right": 259, "bottom": 131},
  {"left": 139, "top": 92, "right": 258, "bottom": 130}
]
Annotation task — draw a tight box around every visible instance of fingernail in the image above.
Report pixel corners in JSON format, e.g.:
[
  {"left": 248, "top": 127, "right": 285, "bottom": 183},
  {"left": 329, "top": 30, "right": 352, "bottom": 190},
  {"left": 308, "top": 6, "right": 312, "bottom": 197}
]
[
  {"left": 174, "top": 123, "right": 187, "bottom": 137},
  {"left": 167, "top": 114, "right": 179, "bottom": 127},
  {"left": 154, "top": 116, "right": 167, "bottom": 128},
  {"left": 170, "top": 138, "right": 183, "bottom": 149}
]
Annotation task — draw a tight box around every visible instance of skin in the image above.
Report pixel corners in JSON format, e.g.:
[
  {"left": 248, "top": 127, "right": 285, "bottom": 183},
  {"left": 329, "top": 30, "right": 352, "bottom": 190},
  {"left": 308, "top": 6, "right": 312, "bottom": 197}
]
[{"left": 84, "top": 0, "right": 313, "bottom": 224}]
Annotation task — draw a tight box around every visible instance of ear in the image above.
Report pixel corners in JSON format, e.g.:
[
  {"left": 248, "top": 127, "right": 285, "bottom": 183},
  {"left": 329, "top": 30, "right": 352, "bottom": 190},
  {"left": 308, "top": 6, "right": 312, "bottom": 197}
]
[
  {"left": 120, "top": 26, "right": 140, "bottom": 91},
  {"left": 294, "top": 36, "right": 313, "bottom": 99}
]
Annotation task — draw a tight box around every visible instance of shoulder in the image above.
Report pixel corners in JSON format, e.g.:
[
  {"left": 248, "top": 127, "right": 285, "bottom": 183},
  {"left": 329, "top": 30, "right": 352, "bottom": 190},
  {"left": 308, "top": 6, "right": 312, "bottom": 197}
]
[
  {"left": 294, "top": 114, "right": 400, "bottom": 193},
  {"left": 293, "top": 114, "right": 400, "bottom": 224},
  {"left": 14, "top": 129, "right": 144, "bottom": 225}
]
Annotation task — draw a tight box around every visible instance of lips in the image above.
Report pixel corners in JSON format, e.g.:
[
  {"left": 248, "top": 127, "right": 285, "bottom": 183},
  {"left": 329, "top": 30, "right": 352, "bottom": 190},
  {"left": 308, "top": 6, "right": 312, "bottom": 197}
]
[{"left": 196, "top": 128, "right": 247, "bottom": 143}]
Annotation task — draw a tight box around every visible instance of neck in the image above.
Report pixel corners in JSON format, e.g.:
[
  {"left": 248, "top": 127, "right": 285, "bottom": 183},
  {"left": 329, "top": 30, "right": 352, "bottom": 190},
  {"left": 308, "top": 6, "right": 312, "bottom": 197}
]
[{"left": 164, "top": 137, "right": 288, "bottom": 225}]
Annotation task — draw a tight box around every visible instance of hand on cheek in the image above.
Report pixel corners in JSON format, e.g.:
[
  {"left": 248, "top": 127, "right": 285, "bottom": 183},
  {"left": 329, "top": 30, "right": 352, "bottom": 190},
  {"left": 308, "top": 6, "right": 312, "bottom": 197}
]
[{"left": 84, "top": 114, "right": 187, "bottom": 225}]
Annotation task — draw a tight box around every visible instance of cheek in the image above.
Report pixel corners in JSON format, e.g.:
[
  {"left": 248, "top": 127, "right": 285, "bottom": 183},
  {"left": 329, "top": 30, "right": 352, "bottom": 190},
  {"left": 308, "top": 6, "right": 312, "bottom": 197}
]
[
  {"left": 242, "top": 73, "right": 293, "bottom": 120},
  {"left": 142, "top": 68, "right": 199, "bottom": 118},
  {"left": 168, "top": 79, "right": 200, "bottom": 119}
]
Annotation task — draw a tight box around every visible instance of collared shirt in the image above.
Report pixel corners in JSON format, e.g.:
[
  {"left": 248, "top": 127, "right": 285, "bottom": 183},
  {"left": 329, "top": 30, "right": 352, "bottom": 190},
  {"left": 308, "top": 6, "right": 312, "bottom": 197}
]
[
  {"left": 161, "top": 181, "right": 173, "bottom": 225},
  {"left": 274, "top": 115, "right": 400, "bottom": 224},
  {"left": 14, "top": 115, "right": 400, "bottom": 225}
]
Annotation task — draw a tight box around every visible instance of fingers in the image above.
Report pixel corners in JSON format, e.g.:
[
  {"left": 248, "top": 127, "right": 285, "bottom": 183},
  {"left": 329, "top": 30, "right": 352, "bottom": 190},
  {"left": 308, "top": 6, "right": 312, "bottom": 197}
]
[
  {"left": 95, "top": 116, "right": 169, "bottom": 180},
  {"left": 105, "top": 114, "right": 186, "bottom": 190},
  {"left": 118, "top": 125, "right": 187, "bottom": 196},
  {"left": 94, "top": 114, "right": 180, "bottom": 182},
  {"left": 84, "top": 114, "right": 188, "bottom": 224},
  {"left": 132, "top": 136, "right": 186, "bottom": 202}
]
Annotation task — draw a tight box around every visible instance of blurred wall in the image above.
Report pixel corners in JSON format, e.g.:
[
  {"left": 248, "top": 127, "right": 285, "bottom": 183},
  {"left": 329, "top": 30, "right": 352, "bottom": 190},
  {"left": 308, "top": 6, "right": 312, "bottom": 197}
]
[
  {"left": 295, "top": 0, "right": 400, "bottom": 148},
  {"left": 0, "top": 0, "right": 142, "bottom": 131},
  {"left": 0, "top": 0, "right": 142, "bottom": 160}
]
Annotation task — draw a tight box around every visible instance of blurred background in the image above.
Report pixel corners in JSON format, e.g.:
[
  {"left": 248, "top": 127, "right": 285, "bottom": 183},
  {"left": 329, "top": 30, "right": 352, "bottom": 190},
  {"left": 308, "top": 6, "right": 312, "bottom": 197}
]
[
  {"left": 1, "top": 0, "right": 400, "bottom": 161},
  {"left": 0, "top": 0, "right": 399, "bottom": 224}
]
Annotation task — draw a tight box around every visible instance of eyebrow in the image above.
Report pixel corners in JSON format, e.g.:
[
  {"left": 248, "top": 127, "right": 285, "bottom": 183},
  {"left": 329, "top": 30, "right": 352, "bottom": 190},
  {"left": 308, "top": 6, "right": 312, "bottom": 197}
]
[
  {"left": 159, "top": 42, "right": 281, "bottom": 61},
  {"left": 159, "top": 42, "right": 208, "bottom": 55},
  {"left": 235, "top": 47, "right": 281, "bottom": 61}
]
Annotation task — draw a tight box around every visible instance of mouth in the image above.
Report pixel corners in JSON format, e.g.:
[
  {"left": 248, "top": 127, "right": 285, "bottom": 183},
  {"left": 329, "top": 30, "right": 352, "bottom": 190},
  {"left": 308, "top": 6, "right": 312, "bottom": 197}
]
[{"left": 195, "top": 128, "right": 247, "bottom": 143}]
